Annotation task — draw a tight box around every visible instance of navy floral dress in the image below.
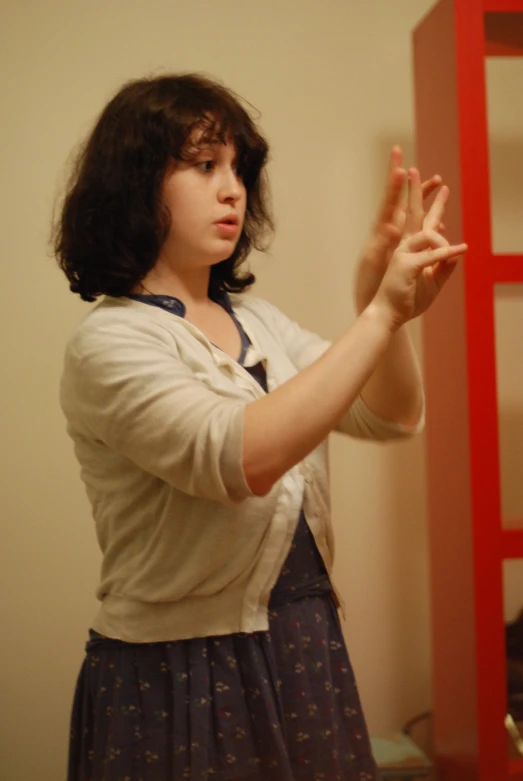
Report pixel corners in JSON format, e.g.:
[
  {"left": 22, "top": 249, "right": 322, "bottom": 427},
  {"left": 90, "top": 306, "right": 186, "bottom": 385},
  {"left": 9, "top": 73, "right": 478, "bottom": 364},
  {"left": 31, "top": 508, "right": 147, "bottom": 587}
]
[{"left": 67, "top": 294, "right": 378, "bottom": 781}]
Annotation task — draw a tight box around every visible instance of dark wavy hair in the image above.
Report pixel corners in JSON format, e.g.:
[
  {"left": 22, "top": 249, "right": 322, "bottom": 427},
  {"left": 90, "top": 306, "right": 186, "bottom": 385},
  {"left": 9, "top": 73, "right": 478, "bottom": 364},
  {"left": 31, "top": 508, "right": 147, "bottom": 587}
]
[{"left": 52, "top": 73, "right": 274, "bottom": 302}]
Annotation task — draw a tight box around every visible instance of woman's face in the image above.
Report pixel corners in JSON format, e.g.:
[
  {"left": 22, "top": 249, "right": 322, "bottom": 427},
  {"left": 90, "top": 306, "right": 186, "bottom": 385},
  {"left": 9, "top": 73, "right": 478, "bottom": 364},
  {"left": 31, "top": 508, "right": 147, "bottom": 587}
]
[{"left": 158, "top": 136, "right": 247, "bottom": 272}]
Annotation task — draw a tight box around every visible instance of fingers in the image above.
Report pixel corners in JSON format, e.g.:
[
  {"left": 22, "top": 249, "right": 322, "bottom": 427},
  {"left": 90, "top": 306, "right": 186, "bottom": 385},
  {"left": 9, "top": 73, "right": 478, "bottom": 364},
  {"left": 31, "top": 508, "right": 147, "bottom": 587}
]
[
  {"left": 398, "top": 227, "right": 466, "bottom": 268},
  {"left": 412, "top": 242, "right": 467, "bottom": 269},
  {"left": 388, "top": 146, "right": 403, "bottom": 173},
  {"left": 396, "top": 173, "right": 443, "bottom": 227},
  {"left": 404, "top": 169, "right": 424, "bottom": 236},
  {"left": 421, "top": 174, "right": 442, "bottom": 200},
  {"left": 397, "top": 173, "right": 441, "bottom": 215},
  {"left": 424, "top": 185, "right": 449, "bottom": 232},
  {"left": 404, "top": 229, "right": 449, "bottom": 252},
  {"left": 377, "top": 148, "right": 407, "bottom": 226}
]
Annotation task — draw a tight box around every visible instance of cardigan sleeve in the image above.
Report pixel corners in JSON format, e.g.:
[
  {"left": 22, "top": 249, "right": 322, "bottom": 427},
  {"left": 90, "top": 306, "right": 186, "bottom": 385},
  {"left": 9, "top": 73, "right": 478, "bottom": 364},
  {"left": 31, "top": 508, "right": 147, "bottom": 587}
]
[
  {"left": 250, "top": 297, "right": 424, "bottom": 441},
  {"left": 60, "top": 315, "right": 257, "bottom": 505}
]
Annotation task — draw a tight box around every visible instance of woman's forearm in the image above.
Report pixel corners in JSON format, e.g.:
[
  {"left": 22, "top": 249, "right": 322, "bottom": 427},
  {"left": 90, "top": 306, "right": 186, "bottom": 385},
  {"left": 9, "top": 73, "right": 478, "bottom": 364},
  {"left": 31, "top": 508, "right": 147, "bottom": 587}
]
[
  {"left": 242, "top": 304, "right": 395, "bottom": 495},
  {"left": 359, "top": 324, "right": 424, "bottom": 427}
]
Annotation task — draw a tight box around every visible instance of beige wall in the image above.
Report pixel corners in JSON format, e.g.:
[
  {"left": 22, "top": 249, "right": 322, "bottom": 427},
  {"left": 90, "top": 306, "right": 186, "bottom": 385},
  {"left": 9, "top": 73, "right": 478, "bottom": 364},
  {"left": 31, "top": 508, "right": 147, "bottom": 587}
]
[
  {"left": 2, "top": 1, "right": 521, "bottom": 779},
  {"left": 488, "top": 58, "right": 523, "bottom": 624}
]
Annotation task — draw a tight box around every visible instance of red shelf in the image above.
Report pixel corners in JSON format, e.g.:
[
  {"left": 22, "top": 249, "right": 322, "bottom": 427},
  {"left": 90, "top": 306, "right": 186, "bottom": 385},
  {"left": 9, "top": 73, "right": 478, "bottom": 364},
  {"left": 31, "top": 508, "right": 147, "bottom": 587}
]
[
  {"left": 485, "top": 11, "right": 523, "bottom": 55},
  {"left": 485, "top": 1, "right": 523, "bottom": 12},
  {"left": 502, "top": 529, "right": 523, "bottom": 559},
  {"left": 414, "top": 1, "right": 523, "bottom": 779},
  {"left": 509, "top": 757, "right": 523, "bottom": 778},
  {"left": 493, "top": 255, "right": 523, "bottom": 284}
]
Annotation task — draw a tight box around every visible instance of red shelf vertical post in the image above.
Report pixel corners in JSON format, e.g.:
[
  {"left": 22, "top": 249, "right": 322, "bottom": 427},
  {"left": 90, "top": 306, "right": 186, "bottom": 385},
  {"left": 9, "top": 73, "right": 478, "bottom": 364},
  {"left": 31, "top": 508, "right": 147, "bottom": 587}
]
[{"left": 413, "top": 1, "right": 523, "bottom": 779}]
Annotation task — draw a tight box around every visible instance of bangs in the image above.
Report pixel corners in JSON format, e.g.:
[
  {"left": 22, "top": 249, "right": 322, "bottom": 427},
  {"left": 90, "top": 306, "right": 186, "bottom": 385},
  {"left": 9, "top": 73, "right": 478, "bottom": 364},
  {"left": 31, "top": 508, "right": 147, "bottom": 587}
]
[{"left": 176, "top": 103, "right": 267, "bottom": 182}]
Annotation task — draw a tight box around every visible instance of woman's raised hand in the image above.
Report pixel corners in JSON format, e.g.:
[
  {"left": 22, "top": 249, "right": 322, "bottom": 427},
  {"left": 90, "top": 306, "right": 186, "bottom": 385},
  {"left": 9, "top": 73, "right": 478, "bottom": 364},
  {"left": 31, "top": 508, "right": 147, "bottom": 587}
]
[
  {"left": 354, "top": 147, "right": 443, "bottom": 314},
  {"left": 370, "top": 168, "right": 467, "bottom": 330}
]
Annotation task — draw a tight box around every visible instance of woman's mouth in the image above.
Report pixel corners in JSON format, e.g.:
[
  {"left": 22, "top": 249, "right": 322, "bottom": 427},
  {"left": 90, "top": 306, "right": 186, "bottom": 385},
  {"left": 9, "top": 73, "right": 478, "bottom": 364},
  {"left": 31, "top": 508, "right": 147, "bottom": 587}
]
[{"left": 214, "top": 221, "right": 239, "bottom": 236}]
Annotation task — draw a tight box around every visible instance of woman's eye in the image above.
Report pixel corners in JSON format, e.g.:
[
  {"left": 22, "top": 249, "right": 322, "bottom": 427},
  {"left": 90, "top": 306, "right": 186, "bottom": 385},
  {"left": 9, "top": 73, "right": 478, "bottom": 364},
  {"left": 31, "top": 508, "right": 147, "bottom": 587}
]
[
  {"left": 194, "top": 159, "right": 243, "bottom": 179},
  {"left": 196, "top": 160, "right": 214, "bottom": 172}
]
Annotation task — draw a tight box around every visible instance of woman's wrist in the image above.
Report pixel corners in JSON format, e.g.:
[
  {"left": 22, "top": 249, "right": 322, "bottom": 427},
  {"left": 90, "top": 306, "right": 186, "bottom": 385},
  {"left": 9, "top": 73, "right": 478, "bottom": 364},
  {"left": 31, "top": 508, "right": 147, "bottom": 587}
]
[{"left": 360, "top": 298, "right": 402, "bottom": 338}]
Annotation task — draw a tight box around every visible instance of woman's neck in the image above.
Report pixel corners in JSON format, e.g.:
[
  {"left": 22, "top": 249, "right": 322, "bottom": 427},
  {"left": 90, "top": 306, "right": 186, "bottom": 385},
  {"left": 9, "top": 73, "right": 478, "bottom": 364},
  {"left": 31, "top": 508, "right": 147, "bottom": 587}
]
[{"left": 137, "top": 264, "right": 212, "bottom": 307}]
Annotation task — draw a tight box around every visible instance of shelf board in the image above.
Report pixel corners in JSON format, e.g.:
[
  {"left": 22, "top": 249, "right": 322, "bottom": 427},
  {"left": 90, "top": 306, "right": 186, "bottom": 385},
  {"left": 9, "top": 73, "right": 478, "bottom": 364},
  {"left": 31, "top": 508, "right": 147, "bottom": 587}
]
[
  {"left": 502, "top": 528, "right": 523, "bottom": 559},
  {"left": 484, "top": 1, "right": 523, "bottom": 13},
  {"left": 493, "top": 255, "right": 523, "bottom": 284}
]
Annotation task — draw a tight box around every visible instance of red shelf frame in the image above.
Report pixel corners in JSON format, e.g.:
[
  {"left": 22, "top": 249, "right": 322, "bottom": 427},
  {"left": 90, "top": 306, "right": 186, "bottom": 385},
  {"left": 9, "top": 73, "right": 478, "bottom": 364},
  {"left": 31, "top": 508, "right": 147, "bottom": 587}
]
[
  {"left": 485, "top": 0, "right": 523, "bottom": 12},
  {"left": 413, "top": 1, "right": 523, "bottom": 779},
  {"left": 485, "top": 8, "right": 523, "bottom": 53},
  {"left": 502, "top": 530, "right": 523, "bottom": 559},
  {"left": 494, "top": 255, "right": 523, "bottom": 284},
  {"left": 509, "top": 757, "right": 523, "bottom": 778}
]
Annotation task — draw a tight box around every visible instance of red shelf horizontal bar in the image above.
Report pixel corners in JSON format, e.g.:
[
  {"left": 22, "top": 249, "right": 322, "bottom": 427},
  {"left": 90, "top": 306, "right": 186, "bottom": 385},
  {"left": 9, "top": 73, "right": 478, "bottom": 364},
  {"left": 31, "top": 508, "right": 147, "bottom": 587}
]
[
  {"left": 493, "top": 254, "right": 523, "bottom": 284},
  {"left": 502, "top": 528, "right": 523, "bottom": 559},
  {"left": 484, "top": 1, "right": 523, "bottom": 12},
  {"left": 509, "top": 756, "right": 523, "bottom": 778}
]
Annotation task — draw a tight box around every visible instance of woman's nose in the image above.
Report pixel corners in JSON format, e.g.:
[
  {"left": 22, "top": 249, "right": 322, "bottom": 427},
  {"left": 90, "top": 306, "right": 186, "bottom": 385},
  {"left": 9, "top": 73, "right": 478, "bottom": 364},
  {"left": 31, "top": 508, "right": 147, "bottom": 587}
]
[{"left": 219, "top": 168, "right": 244, "bottom": 202}]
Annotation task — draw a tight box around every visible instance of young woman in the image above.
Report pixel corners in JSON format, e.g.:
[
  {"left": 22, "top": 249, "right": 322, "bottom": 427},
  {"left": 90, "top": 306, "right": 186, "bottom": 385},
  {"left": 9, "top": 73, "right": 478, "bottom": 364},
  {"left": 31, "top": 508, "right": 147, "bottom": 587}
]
[{"left": 55, "top": 73, "right": 466, "bottom": 781}]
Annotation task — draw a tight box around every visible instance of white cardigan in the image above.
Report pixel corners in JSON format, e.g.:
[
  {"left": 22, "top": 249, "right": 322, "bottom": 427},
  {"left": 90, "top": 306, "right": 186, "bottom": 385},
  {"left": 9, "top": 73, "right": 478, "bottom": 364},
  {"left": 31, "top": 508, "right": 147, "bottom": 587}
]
[{"left": 60, "top": 294, "right": 421, "bottom": 642}]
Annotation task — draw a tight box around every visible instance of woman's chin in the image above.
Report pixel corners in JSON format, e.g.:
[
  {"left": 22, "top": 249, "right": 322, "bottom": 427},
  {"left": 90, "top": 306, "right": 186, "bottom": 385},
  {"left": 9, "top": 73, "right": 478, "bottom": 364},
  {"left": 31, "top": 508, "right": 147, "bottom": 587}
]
[{"left": 207, "top": 245, "right": 237, "bottom": 265}]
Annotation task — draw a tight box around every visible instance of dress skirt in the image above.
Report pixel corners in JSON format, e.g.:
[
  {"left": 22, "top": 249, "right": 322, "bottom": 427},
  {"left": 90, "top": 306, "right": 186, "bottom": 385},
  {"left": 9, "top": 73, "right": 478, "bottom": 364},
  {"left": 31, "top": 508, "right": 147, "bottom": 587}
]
[{"left": 67, "top": 515, "right": 378, "bottom": 781}]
